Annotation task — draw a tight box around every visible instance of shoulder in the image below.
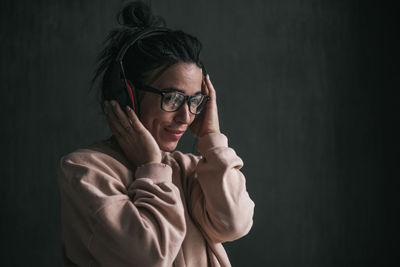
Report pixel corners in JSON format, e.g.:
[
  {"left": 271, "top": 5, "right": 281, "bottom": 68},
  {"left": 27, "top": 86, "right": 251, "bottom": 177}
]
[
  {"left": 59, "top": 148, "right": 112, "bottom": 175},
  {"left": 58, "top": 139, "right": 134, "bottom": 187},
  {"left": 57, "top": 141, "right": 134, "bottom": 216}
]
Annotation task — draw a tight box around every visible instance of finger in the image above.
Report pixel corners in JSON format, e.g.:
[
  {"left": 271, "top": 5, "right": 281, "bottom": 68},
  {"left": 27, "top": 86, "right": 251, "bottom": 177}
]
[
  {"left": 125, "top": 105, "right": 146, "bottom": 132},
  {"left": 205, "top": 75, "right": 216, "bottom": 99},
  {"left": 204, "top": 81, "right": 210, "bottom": 99},
  {"left": 105, "top": 101, "right": 120, "bottom": 128},
  {"left": 202, "top": 79, "right": 209, "bottom": 96},
  {"left": 105, "top": 101, "right": 126, "bottom": 137},
  {"left": 110, "top": 100, "right": 135, "bottom": 134},
  {"left": 105, "top": 110, "right": 123, "bottom": 138}
]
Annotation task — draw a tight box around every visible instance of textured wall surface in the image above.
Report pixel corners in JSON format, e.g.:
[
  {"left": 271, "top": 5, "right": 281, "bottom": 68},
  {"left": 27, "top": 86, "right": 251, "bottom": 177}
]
[{"left": 0, "top": 0, "right": 394, "bottom": 266}]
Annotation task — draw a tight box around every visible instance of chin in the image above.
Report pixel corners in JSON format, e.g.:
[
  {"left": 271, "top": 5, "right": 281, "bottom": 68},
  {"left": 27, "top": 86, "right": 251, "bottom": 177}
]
[{"left": 159, "top": 141, "right": 178, "bottom": 152}]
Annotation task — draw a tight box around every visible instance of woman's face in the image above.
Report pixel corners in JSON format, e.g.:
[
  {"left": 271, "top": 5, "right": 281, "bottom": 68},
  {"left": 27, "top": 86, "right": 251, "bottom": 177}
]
[{"left": 139, "top": 62, "right": 203, "bottom": 152}]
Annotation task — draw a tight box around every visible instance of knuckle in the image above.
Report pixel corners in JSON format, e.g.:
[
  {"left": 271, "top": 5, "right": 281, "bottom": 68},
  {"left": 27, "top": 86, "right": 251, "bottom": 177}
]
[{"left": 124, "top": 125, "right": 132, "bottom": 132}]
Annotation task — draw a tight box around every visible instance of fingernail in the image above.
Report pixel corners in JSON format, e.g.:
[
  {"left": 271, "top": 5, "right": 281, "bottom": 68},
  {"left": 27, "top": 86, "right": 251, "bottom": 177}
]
[
  {"left": 126, "top": 105, "right": 131, "bottom": 111},
  {"left": 207, "top": 74, "right": 211, "bottom": 81},
  {"left": 111, "top": 100, "right": 117, "bottom": 107}
]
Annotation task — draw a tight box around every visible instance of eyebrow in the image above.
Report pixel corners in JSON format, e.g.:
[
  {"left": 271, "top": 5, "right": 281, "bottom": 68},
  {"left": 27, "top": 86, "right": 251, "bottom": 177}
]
[{"left": 161, "top": 87, "right": 202, "bottom": 95}]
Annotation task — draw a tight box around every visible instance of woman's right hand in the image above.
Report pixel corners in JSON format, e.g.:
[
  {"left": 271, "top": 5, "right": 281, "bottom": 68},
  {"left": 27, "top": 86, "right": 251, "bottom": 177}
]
[{"left": 104, "top": 100, "right": 162, "bottom": 167}]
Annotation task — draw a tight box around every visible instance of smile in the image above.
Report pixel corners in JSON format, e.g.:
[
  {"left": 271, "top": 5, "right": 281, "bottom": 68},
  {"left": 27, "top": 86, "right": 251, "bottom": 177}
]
[{"left": 164, "top": 128, "right": 185, "bottom": 140}]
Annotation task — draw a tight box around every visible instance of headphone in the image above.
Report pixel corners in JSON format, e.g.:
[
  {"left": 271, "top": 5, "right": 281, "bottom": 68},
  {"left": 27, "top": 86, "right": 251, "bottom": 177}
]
[{"left": 103, "top": 27, "right": 171, "bottom": 117}]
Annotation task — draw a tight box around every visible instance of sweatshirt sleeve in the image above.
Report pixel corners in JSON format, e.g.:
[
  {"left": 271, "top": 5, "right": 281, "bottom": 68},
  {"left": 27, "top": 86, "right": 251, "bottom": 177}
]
[
  {"left": 177, "top": 133, "right": 255, "bottom": 243},
  {"left": 57, "top": 150, "right": 186, "bottom": 267}
]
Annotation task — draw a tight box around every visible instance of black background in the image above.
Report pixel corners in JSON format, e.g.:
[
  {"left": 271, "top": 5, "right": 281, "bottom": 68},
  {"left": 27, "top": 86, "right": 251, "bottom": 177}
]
[{"left": 1, "top": 0, "right": 396, "bottom": 266}]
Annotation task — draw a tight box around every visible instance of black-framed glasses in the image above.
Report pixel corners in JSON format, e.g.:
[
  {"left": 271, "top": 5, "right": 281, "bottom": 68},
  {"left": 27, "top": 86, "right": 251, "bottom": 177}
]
[{"left": 136, "top": 85, "right": 210, "bottom": 115}]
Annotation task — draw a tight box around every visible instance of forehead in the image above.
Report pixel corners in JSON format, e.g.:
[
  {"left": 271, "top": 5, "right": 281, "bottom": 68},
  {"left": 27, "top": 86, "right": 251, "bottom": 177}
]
[{"left": 150, "top": 63, "right": 203, "bottom": 94}]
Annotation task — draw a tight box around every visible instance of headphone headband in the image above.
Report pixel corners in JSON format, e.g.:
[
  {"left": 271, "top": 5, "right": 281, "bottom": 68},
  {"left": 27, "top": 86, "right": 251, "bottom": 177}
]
[{"left": 116, "top": 27, "right": 171, "bottom": 63}]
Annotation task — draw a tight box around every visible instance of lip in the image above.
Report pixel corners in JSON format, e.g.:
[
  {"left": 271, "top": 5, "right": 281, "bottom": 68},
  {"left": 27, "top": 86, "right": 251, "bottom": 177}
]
[{"left": 164, "top": 127, "right": 185, "bottom": 140}]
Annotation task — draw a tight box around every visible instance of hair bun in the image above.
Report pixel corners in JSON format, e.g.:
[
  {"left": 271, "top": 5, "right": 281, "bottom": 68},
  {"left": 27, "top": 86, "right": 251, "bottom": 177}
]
[{"left": 117, "top": 1, "right": 165, "bottom": 28}]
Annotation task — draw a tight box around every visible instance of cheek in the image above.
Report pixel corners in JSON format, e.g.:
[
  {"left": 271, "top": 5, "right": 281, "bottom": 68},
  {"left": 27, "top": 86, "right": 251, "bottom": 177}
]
[
  {"left": 139, "top": 100, "right": 170, "bottom": 136},
  {"left": 141, "top": 111, "right": 178, "bottom": 151}
]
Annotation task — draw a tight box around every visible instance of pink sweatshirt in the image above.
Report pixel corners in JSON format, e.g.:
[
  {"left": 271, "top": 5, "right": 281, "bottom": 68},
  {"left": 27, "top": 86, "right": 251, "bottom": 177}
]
[{"left": 57, "top": 133, "right": 254, "bottom": 267}]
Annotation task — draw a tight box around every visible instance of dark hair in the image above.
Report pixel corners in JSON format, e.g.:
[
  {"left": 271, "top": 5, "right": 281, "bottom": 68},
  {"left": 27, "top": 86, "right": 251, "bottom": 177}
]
[{"left": 92, "top": 1, "right": 204, "bottom": 115}]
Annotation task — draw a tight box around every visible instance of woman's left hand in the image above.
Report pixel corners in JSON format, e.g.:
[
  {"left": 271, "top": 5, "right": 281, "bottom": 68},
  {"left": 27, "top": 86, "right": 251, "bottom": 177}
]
[{"left": 190, "top": 75, "right": 221, "bottom": 138}]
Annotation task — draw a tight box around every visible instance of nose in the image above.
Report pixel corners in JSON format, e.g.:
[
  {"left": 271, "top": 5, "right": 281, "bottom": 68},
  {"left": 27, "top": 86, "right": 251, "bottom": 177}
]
[{"left": 174, "top": 102, "right": 192, "bottom": 124}]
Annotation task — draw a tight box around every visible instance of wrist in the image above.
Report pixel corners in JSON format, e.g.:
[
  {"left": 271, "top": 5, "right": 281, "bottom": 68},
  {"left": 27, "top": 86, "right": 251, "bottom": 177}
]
[
  {"left": 138, "top": 158, "right": 161, "bottom": 167},
  {"left": 198, "top": 129, "right": 221, "bottom": 138},
  {"left": 135, "top": 162, "right": 172, "bottom": 183},
  {"left": 197, "top": 132, "right": 228, "bottom": 154}
]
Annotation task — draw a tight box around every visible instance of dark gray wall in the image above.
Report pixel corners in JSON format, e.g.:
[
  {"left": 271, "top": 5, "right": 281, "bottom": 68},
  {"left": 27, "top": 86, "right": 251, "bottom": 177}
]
[{"left": 1, "top": 0, "right": 394, "bottom": 266}]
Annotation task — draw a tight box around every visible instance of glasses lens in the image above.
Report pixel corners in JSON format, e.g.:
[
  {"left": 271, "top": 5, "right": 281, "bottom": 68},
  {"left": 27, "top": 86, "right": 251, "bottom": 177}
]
[
  {"left": 162, "top": 92, "right": 185, "bottom": 111},
  {"left": 189, "top": 95, "right": 206, "bottom": 114}
]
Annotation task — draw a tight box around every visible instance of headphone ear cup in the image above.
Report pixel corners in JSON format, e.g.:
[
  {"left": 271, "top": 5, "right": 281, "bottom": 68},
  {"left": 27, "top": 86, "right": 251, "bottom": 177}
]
[
  {"left": 102, "top": 61, "right": 141, "bottom": 116},
  {"left": 102, "top": 61, "right": 130, "bottom": 109}
]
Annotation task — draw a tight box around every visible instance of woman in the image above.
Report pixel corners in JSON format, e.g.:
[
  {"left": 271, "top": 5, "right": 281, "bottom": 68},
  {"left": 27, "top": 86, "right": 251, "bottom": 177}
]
[{"left": 57, "top": 2, "right": 254, "bottom": 266}]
